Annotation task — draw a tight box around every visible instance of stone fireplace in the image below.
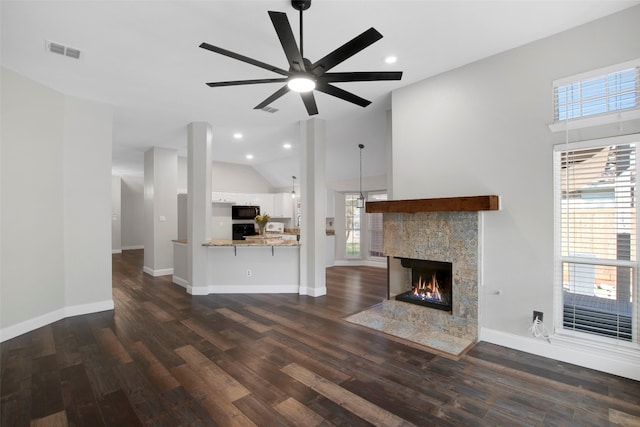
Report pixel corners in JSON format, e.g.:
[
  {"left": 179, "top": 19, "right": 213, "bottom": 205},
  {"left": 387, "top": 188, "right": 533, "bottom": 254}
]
[{"left": 345, "top": 196, "right": 498, "bottom": 355}]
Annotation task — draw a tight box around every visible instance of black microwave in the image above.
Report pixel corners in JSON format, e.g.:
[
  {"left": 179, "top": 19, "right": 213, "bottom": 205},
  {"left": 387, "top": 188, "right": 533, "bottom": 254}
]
[{"left": 232, "top": 205, "right": 260, "bottom": 220}]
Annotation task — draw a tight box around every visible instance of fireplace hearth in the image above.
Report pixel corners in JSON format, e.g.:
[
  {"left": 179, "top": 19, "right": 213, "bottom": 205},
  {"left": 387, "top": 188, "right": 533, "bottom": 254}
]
[{"left": 394, "top": 258, "right": 452, "bottom": 311}]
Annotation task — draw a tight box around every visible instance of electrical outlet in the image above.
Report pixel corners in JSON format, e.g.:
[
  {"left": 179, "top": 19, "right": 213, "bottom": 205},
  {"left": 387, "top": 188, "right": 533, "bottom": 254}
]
[
  {"left": 246, "top": 269, "right": 252, "bottom": 277},
  {"left": 533, "top": 311, "right": 543, "bottom": 322}
]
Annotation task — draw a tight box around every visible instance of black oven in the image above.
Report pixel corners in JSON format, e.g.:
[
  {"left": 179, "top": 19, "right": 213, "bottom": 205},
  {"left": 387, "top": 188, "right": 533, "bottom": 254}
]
[
  {"left": 232, "top": 205, "right": 260, "bottom": 220},
  {"left": 232, "top": 223, "right": 257, "bottom": 240}
]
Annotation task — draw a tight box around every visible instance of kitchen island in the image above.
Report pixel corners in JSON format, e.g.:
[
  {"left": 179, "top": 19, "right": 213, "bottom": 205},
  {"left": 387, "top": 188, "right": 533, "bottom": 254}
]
[{"left": 172, "top": 237, "right": 300, "bottom": 294}]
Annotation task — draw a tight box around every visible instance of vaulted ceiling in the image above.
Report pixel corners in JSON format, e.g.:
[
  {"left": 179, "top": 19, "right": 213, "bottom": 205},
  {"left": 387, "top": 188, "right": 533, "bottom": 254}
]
[{"left": 2, "top": 1, "right": 638, "bottom": 188}]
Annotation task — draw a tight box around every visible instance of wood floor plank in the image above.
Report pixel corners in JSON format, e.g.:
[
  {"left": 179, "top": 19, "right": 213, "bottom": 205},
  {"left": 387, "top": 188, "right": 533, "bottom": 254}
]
[
  {"left": 174, "top": 345, "right": 250, "bottom": 402},
  {"left": 179, "top": 318, "right": 236, "bottom": 351},
  {"left": 273, "top": 397, "right": 329, "bottom": 427},
  {"left": 128, "top": 341, "right": 180, "bottom": 393},
  {"left": 2, "top": 249, "right": 638, "bottom": 426},
  {"left": 170, "top": 364, "right": 256, "bottom": 426},
  {"left": 29, "top": 410, "right": 68, "bottom": 427},
  {"left": 281, "top": 363, "right": 415, "bottom": 427}
]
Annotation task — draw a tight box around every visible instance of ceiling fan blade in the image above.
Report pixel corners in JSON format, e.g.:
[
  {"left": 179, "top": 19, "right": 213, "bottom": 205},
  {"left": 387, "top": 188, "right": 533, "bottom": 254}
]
[
  {"left": 310, "top": 28, "right": 383, "bottom": 76},
  {"left": 300, "top": 92, "right": 319, "bottom": 116},
  {"left": 199, "top": 42, "right": 289, "bottom": 76},
  {"left": 254, "top": 85, "right": 291, "bottom": 110},
  {"left": 268, "top": 11, "right": 305, "bottom": 72},
  {"left": 323, "top": 71, "right": 403, "bottom": 83},
  {"left": 315, "top": 83, "right": 371, "bottom": 108},
  {"left": 206, "top": 78, "right": 288, "bottom": 87}
]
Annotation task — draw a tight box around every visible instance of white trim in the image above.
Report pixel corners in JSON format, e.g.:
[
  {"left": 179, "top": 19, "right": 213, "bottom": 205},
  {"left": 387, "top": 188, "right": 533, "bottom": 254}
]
[
  {"left": 548, "top": 109, "right": 640, "bottom": 132},
  {"left": 187, "top": 286, "right": 209, "bottom": 295},
  {"left": 112, "top": 249, "right": 122, "bottom": 254},
  {"left": 298, "top": 286, "right": 327, "bottom": 297},
  {"left": 0, "top": 299, "right": 114, "bottom": 343},
  {"left": 172, "top": 275, "right": 189, "bottom": 288},
  {"left": 143, "top": 266, "right": 174, "bottom": 277},
  {"left": 121, "top": 245, "right": 144, "bottom": 250},
  {"left": 481, "top": 328, "right": 640, "bottom": 381}
]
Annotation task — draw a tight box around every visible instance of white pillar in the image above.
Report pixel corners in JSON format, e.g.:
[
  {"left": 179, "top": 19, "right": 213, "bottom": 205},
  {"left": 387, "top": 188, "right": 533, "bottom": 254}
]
[
  {"left": 299, "top": 118, "right": 327, "bottom": 297},
  {"left": 143, "top": 147, "right": 178, "bottom": 276},
  {"left": 187, "top": 122, "right": 212, "bottom": 295}
]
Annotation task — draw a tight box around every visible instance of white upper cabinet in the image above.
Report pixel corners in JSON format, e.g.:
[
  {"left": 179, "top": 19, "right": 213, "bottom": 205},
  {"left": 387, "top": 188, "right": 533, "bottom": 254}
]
[{"left": 272, "top": 193, "right": 293, "bottom": 218}]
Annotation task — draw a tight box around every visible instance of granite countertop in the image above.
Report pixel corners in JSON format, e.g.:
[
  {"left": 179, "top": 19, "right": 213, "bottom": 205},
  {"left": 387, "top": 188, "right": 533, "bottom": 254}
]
[{"left": 203, "top": 238, "right": 300, "bottom": 247}]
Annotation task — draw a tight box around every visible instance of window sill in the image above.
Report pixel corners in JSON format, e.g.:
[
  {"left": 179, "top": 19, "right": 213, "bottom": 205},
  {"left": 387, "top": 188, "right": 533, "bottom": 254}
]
[{"left": 548, "top": 109, "right": 640, "bottom": 132}]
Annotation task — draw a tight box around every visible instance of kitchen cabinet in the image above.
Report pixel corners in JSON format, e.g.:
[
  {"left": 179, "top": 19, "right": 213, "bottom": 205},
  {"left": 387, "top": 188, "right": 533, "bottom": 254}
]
[
  {"left": 212, "top": 191, "right": 237, "bottom": 204},
  {"left": 272, "top": 193, "right": 293, "bottom": 217}
]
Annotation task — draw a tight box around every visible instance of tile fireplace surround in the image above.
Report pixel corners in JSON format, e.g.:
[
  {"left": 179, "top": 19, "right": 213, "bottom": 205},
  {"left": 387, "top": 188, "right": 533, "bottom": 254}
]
[{"left": 347, "top": 196, "right": 499, "bottom": 355}]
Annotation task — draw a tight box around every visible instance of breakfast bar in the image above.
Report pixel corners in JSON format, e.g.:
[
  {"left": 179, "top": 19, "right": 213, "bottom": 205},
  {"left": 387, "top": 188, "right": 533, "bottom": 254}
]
[{"left": 172, "top": 237, "right": 300, "bottom": 294}]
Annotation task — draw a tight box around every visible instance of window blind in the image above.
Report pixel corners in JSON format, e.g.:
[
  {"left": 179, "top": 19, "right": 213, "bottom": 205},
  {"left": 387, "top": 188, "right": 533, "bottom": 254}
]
[
  {"left": 555, "top": 141, "right": 638, "bottom": 343},
  {"left": 553, "top": 62, "right": 639, "bottom": 122}
]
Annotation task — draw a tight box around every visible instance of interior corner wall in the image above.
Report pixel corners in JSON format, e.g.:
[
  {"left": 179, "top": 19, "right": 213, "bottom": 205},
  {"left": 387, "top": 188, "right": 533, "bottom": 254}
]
[
  {"left": 1, "top": 67, "right": 114, "bottom": 341},
  {"left": 121, "top": 175, "right": 144, "bottom": 249},
  {"left": 391, "top": 6, "right": 640, "bottom": 377},
  {"left": 112, "top": 176, "right": 122, "bottom": 253}
]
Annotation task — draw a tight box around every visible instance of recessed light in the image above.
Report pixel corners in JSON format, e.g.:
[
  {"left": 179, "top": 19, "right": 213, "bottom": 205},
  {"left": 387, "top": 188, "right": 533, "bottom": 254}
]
[
  {"left": 384, "top": 56, "right": 397, "bottom": 64},
  {"left": 283, "top": 143, "right": 292, "bottom": 149},
  {"left": 233, "top": 133, "right": 243, "bottom": 139},
  {"left": 245, "top": 154, "right": 254, "bottom": 160}
]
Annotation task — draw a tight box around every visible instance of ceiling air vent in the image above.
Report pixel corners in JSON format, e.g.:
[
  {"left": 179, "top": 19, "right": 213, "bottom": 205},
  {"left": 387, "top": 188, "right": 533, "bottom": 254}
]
[
  {"left": 261, "top": 106, "right": 278, "bottom": 113},
  {"left": 46, "top": 40, "right": 81, "bottom": 60}
]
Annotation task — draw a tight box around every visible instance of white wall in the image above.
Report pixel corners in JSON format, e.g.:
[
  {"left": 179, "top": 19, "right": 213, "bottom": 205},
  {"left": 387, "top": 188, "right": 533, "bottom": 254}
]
[
  {"left": 392, "top": 7, "right": 640, "bottom": 378},
  {"left": 63, "top": 96, "right": 113, "bottom": 309},
  {"left": 112, "top": 176, "right": 122, "bottom": 252},
  {"left": 144, "top": 148, "right": 177, "bottom": 276},
  {"left": 121, "top": 175, "right": 144, "bottom": 249},
  {"left": 178, "top": 157, "right": 274, "bottom": 194},
  {"left": 1, "top": 67, "right": 113, "bottom": 340}
]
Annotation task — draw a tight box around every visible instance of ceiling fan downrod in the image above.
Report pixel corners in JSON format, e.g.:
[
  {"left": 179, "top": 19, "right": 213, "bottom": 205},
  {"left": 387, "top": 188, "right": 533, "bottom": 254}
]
[{"left": 291, "top": 0, "right": 311, "bottom": 59}]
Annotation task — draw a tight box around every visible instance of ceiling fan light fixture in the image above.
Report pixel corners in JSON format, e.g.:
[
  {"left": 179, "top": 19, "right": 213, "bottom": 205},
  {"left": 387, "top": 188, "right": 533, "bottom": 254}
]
[{"left": 287, "top": 76, "right": 316, "bottom": 93}]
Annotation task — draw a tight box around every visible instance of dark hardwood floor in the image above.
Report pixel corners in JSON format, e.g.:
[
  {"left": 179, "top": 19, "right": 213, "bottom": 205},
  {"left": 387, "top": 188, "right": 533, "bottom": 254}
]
[{"left": 2, "top": 249, "right": 639, "bottom": 426}]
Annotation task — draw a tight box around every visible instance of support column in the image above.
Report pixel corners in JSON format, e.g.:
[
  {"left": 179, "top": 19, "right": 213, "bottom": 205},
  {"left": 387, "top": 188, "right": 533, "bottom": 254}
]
[
  {"left": 299, "top": 118, "right": 327, "bottom": 297},
  {"left": 143, "top": 147, "right": 177, "bottom": 276},
  {"left": 187, "top": 122, "right": 212, "bottom": 295}
]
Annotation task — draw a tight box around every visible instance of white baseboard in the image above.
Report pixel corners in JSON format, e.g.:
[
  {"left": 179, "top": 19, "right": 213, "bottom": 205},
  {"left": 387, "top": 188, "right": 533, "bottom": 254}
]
[
  {"left": 299, "top": 286, "right": 327, "bottom": 297},
  {"left": 143, "top": 266, "right": 174, "bottom": 277},
  {"left": 480, "top": 327, "right": 640, "bottom": 381},
  {"left": 122, "top": 245, "right": 144, "bottom": 250},
  {"left": 172, "top": 275, "right": 189, "bottom": 288},
  {"left": 207, "top": 284, "right": 300, "bottom": 294},
  {"left": 0, "top": 299, "right": 114, "bottom": 343},
  {"left": 112, "top": 249, "right": 122, "bottom": 254}
]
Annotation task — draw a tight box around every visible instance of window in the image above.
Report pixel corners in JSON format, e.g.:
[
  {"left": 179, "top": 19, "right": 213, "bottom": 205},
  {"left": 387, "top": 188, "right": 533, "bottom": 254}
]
[
  {"left": 368, "top": 193, "right": 387, "bottom": 258},
  {"left": 550, "top": 59, "right": 640, "bottom": 131},
  {"left": 554, "top": 136, "right": 638, "bottom": 344},
  {"left": 345, "top": 194, "right": 361, "bottom": 257}
]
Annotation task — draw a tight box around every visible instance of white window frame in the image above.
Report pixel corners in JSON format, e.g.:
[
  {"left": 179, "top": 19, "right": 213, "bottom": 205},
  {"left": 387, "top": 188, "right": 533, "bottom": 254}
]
[
  {"left": 549, "top": 58, "right": 640, "bottom": 133},
  {"left": 345, "top": 193, "right": 362, "bottom": 258},
  {"left": 553, "top": 134, "right": 639, "bottom": 351}
]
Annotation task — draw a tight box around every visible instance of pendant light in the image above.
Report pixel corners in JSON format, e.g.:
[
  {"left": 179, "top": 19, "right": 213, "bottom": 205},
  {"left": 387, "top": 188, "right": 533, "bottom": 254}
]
[
  {"left": 291, "top": 175, "right": 297, "bottom": 198},
  {"left": 358, "top": 144, "right": 365, "bottom": 209}
]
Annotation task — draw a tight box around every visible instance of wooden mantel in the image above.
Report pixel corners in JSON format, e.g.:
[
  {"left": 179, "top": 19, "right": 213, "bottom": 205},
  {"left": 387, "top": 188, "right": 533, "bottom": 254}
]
[{"left": 365, "top": 195, "right": 499, "bottom": 213}]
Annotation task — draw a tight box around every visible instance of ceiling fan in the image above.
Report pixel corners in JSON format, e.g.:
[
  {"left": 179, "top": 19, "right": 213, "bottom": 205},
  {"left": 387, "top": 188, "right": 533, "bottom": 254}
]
[{"left": 199, "top": 0, "right": 403, "bottom": 116}]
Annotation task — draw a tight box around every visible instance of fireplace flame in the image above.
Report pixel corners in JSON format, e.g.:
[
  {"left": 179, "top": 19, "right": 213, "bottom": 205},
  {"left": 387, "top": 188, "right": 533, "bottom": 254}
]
[{"left": 412, "top": 273, "right": 442, "bottom": 302}]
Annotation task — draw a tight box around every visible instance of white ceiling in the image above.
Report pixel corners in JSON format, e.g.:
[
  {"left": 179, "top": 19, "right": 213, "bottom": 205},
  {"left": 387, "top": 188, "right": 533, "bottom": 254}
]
[{"left": 2, "top": 0, "right": 638, "bottom": 188}]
